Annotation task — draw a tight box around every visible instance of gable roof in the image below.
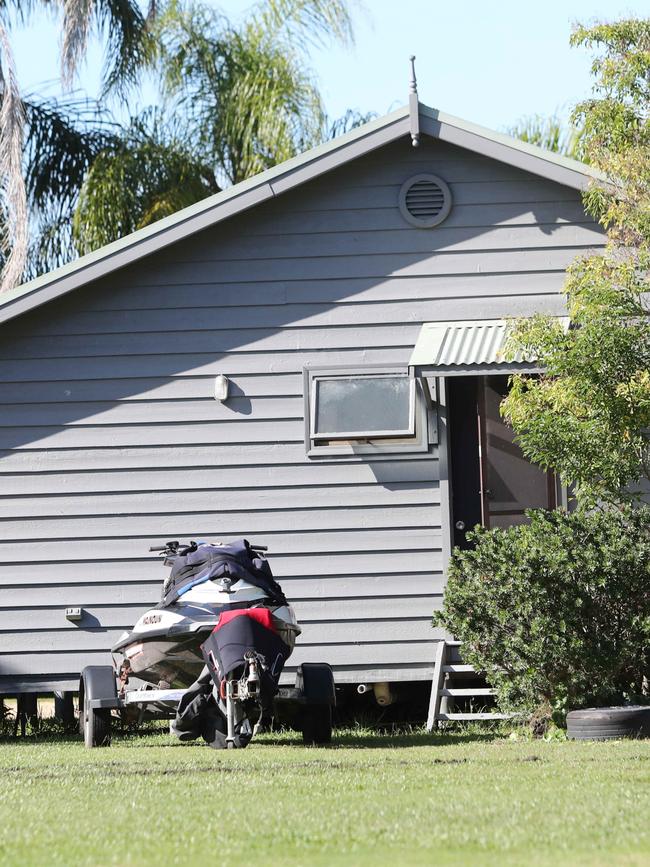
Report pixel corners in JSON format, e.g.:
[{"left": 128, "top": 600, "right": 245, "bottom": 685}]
[{"left": 0, "top": 101, "right": 606, "bottom": 327}]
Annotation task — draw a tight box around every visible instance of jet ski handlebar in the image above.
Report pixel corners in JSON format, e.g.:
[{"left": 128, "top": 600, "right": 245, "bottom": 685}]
[
  {"left": 149, "top": 540, "right": 269, "bottom": 554},
  {"left": 149, "top": 541, "right": 184, "bottom": 553}
]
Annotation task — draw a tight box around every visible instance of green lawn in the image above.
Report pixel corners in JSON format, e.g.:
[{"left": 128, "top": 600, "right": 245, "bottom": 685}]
[{"left": 1, "top": 728, "right": 649, "bottom": 867}]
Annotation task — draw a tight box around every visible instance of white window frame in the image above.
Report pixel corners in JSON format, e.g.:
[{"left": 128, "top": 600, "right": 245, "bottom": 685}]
[{"left": 304, "top": 365, "right": 431, "bottom": 457}]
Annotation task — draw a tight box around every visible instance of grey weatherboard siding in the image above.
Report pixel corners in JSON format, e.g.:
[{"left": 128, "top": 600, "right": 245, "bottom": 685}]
[{"left": 0, "top": 132, "right": 605, "bottom": 692}]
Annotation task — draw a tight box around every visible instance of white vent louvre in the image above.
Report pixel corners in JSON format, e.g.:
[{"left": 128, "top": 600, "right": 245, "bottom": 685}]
[{"left": 398, "top": 173, "right": 452, "bottom": 228}]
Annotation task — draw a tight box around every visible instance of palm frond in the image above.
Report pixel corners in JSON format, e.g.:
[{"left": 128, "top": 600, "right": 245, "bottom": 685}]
[
  {"left": 58, "top": 0, "right": 157, "bottom": 98},
  {"left": 24, "top": 94, "right": 117, "bottom": 213},
  {"left": 218, "top": 18, "right": 324, "bottom": 182},
  {"left": 95, "top": 0, "right": 157, "bottom": 98},
  {"left": 253, "top": 0, "right": 354, "bottom": 49},
  {"left": 60, "top": 0, "right": 93, "bottom": 88},
  {"left": 23, "top": 94, "right": 119, "bottom": 274},
  {"left": 72, "top": 107, "right": 220, "bottom": 253},
  {"left": 156, "top": 1, "right": 342, "bottom": 185},
  {"left": 327, "top": 108, "right": 376, "bottom": 139},
  {"left": 69, "top": 0, "right": 364, "bottom": 255},
  {"left": 508, "top": 113, "right": 584, "bottom": 160}
]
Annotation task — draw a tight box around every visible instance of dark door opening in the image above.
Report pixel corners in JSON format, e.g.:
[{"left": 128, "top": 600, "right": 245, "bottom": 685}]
[
  {"left": 447, "top": 375, "right": 556, "bottom": 549},
  {"left": 448, "top": 376, "right": 482, "bottom": 549}
]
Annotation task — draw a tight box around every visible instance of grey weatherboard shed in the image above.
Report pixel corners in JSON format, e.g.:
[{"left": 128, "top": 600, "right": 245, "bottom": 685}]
[{"left": 0, "top": 102, "right": 605, "bottom": 694}]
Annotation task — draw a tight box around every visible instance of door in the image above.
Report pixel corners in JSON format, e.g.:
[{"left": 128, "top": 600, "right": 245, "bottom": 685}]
[
  {"left": 448, "top": 375, "right": 555, "bottom": 545},
  {"left": 478, "top": 376, "right": 555, "bottom": 528}
]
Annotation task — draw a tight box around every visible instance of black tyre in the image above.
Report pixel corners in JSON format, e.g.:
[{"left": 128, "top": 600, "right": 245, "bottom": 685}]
[
  {"left": 296, "top": 663, "right": 336, "bottom": 706},
  {"left": 80, "top": 666, "right": 116, "bottom": 748},
  {"left": 302, "top": 703, "right": 332, "bottom": 745},
  {"left": 296, "top": 663, "right": 335, "bottom": 745},
  {"left": 567, "top": 706, "right": 650, "bottom": 741}
]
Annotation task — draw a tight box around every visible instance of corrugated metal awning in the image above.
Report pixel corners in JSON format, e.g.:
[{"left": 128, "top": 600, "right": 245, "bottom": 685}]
[{"left": 409, "top": 318, "right": 549, "bottom": 377}]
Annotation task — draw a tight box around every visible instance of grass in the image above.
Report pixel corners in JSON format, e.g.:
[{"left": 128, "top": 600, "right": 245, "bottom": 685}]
[{"left": 1, "top": 727, "right": 649, "bottom": 866}]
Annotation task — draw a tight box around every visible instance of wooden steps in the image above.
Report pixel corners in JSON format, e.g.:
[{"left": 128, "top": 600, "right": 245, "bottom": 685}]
[{"left": 426, "top": 640, "right": 513, "bottom": 731}]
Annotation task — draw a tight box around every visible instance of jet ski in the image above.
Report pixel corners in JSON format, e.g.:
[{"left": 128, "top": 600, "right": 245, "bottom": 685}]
[{"left": 111, "top": 539, "right": 301, "bottom": 691}]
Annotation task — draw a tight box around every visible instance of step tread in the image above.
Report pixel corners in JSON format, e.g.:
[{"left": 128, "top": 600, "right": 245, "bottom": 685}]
[
  {"left": 440, "top": 688, "right": 495, "bottom": 697},
  {"left": 442, "top": 664, "right": 476, "bottom": 673},
  {"left": 438, "top": 712, "right": 514, "bottom": 721}
]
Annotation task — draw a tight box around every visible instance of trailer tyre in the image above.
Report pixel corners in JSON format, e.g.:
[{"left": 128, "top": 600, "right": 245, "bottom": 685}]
[
  {"left": 302, "top": 703, "right": 332, "bottom": 746},
  {"left": 80, "top": 666, "right": 116, "bottom": 748},
  {"left": 296, "top": 663, "right": 336, "bottom": 706},
  {"left": 297, "top": 664, "right": 335, "bottom": 746}
]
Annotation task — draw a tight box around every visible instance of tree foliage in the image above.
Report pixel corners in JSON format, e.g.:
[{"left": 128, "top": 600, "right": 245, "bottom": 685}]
[
  {"left": 438, "top": 20, "right": 650, "bottom": 726},
  {"left": 1, "top": 0, "right": 368, "bottom": 278},
  {"left": 508, "top": 113, "right": 583, "bottom": 159},
  {"left": 59, "top": 0, "right": 158, "bottom": 97},
  {"left": 71, "top": 0, "right": 356, "bottom": 251},
  {"left": 23, "top": 94, "right": 118, "bottom": 276},
  {"left": 435, "top": 507, "right": 650, "bottom": 718},
  {"left": 571, "top": 19, "right": 650, "bottom": 245},
  {"left": 73, "top": 107, "right": 219, "bottom": 254},
  {"left": 502, "top": 17, "right": 650, "bottom": 506},
  {"left": 0, "top": 0, "right": 157, "bottom": 290}
]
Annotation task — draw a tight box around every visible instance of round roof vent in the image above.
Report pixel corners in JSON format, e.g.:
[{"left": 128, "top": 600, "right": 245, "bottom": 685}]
[{"left": 398, "top": 173, "right": 452, "bottom": 228}]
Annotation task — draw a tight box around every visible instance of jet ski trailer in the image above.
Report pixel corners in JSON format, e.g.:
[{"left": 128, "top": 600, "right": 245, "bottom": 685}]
[
  {"left": 79, "top": 660, "right": 335, "bottom": 749},
  {"left": 78, "top": 539, "right": 336, "bottom": 749}
]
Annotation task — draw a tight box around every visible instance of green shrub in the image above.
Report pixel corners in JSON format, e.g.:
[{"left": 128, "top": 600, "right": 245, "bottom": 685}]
[{"left": 434, "top": 507, "right": 650, "bottom": 720}]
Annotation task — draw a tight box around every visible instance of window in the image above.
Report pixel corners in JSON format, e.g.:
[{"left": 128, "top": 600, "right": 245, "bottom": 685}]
[
  {"left": 304, "top": 366, "right": 432, "bottom": 456},
  {"left": 313, "top": 374, "right": 415, "bottom": 440}
]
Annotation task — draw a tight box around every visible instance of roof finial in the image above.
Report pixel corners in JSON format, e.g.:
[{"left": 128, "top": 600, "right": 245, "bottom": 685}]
[
  {"left": 408, "top": 55, "right": 420, "bottom": 147},
  {"left": 409, "top": 55, "right": 418, "bottom": 95}
]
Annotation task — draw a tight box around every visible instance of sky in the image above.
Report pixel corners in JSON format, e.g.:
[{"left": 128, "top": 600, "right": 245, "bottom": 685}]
[{"left": 9, "top": 0, "right": 650, "bottom": 134}]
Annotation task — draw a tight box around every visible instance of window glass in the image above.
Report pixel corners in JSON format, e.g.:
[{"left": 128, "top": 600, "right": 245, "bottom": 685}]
[{"left": 314, "top": 375, "right": 412, "bottom": 438}]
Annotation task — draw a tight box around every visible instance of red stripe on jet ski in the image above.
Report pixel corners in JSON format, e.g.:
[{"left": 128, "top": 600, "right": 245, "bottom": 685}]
[{"left": 214, "top": 607, "right": 277, "bottom": 634}]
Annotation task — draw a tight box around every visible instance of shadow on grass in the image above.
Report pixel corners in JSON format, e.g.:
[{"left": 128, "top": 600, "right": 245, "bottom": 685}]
[
  {"left": 264, "top": 731, "right": 504, "bottom": 749},
  {"left": 0, "top": 732, "right": 81, "bottom": 745},
  {"left": 0, "top": 728, "right": 508, "bottom": 750},
  {"left": 0, "top": 725, "right": 171, "bottom": 747}
]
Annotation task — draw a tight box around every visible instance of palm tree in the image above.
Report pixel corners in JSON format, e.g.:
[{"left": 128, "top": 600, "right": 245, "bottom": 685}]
[
  {"left": 72, "top": 0, "right": 358, "bottom": 254},
  {"left": 507, "top": 114, "right": 584, "bottom": 160},
  {"left": 0, "top": 0, "right": 156, "bottom": 290}
]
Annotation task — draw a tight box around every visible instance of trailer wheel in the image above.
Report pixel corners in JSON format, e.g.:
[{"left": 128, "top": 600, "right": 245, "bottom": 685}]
[
  {"left": 80, "top": 666, "right": 116, "bottom": 748},
  {"left": 297, "top": 663, "right": 335, "bottom": 746},
  {"left": 301, "top": 703, "right": 332, "bottom": 746}
]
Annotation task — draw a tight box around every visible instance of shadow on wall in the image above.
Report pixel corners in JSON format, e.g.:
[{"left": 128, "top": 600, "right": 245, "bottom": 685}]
[{"left": 0, "top": 138, "right": 599, "bottom": 458}]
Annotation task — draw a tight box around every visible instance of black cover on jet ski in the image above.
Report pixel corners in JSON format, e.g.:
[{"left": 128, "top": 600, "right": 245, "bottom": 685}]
[
  {"left": 159, "top": 539, "right": 288, "bottom": 607},
  {"left": 202, "top": 610, "right": 291, "bottom": 691}
]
